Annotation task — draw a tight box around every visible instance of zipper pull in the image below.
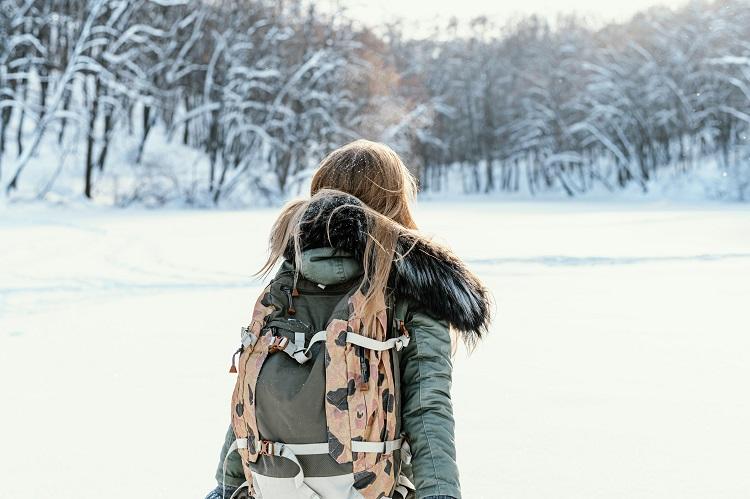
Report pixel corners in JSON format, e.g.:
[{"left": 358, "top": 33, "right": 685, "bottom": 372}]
[
  {"left": 229, "top": 346, "right": 243, "bottom": 373},
  {"left": 285, "top": 287, "right": 300, "bottom": 315}
]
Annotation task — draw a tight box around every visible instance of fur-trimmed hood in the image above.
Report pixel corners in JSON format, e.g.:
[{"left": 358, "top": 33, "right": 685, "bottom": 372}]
[{"left": 283, "top": 193, "right": 492, "bottom": 342}]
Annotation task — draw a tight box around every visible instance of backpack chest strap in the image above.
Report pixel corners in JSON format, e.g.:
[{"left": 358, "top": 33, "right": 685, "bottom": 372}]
[
  {"left": 344, "top": 332, "right": 411, "bottom": 352},
  {"left": 278, "top": 330, "right": 411, "bottom": 364}
]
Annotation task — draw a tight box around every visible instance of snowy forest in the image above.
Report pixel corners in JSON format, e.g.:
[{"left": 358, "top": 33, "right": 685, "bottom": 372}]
[{"left": 1, "top": 0, "right": 749, "bottom": 205}]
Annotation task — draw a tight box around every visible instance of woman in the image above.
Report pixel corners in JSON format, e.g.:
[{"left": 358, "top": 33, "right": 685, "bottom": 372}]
[{"left": 206, "top": 140, "right": 491, "bottom": 499}]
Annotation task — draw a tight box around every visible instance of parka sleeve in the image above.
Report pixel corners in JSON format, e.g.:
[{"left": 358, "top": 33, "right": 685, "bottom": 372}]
[
  {"left": 400, "top": 308, "right": 461, "bottom": 499},
  {"left": 214, "top": 424, "right": 246, "bottom": 488}
]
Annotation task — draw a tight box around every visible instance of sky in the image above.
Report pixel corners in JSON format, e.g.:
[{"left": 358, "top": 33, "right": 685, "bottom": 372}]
[{"left": 324, "top": 0, "right": 691, "bottom": 35}]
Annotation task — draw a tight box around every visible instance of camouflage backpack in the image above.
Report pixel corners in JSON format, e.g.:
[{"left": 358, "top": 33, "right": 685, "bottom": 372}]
[{"left": 222, "top": 266, "right": 415, "bottom": 499}]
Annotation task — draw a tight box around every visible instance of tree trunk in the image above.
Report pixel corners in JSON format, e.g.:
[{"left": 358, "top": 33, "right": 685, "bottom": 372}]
[
  {"left": 276, "top": 149, "right": 291, "bottom": 195},
  {"left": 16, "top": 82, "right": 28, "bottom": 158},
  {"left": 39, "top": 68, "right": 49, "bottom": 123},
  {"left": 183, "top": 94, "right": 190, "bottom": 145},
  {"left": 135, "top": 105, "right": 153, "bottom": 164},
  {"left": 97, "top": 102, "right": 113, "bottom": 171},
  {"left": 0, "top": 99, "right": 11, "bottom": 182},
  {"left": 58, "top": 88, "right": 72, "bottom": 145},
  {"left": 207, "top": 109, "right": 220, "bottom": 191},
  {"left": 484, "top": 157, "right": 495, "bottom": 193},
  {"left": 213, "top": 154, "right": 229, "bottom": 204},
  {"left": 84, "top": 77, "right": 101, "bottom": 199}
]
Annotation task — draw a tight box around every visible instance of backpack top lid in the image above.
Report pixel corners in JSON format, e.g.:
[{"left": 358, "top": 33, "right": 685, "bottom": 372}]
[{"left": 297, "top": 247, "right": 364, "bottom": 287}]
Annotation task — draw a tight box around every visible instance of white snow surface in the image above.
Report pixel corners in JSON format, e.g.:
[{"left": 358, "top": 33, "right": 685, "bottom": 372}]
[{"left": 1, "top": 200, "right": 750, "bottom": 498}]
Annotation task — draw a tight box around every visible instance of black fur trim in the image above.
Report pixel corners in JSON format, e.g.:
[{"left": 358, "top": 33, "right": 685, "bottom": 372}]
[{"left": 283, "top": 193, "right": 492, "bottom": 341}]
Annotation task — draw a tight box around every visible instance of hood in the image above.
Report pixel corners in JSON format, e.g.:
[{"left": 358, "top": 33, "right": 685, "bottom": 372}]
[{"left": 283, "top": 193, "right": 492, "bottom": 343}]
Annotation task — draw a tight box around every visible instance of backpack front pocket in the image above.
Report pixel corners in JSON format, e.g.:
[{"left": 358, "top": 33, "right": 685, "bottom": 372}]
[{"left": 323, "top": 293, "right": 402, "bottom": 499}]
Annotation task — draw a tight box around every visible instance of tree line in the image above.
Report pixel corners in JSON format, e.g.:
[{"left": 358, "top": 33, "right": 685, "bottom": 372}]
[{"left": 1, "top": 0, "right": 749, "bottom": 204}]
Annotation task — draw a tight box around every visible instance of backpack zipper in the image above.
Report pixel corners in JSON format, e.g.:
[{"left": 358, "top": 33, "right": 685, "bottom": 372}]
[
  {"left": 357, "top": 345, "right": 370, "bottom": 390},
  {"left": 280, "top": 283, "right": 348, "bottom": 297}
]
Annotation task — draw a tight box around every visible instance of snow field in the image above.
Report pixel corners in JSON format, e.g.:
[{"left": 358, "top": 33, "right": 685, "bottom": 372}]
[{"left": 1, "top": 201, "right": 749, "bottom": 498}]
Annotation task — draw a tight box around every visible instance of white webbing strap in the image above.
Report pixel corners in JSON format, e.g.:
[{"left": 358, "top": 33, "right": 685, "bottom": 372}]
[
  {"left": 280, "top": 328, "right": 411, "bottom": 365},
  {"left": 240, "top": 327, "right": 258, "bottom": 349},
  {"left": 280, "top": 331, "right": 316, "bottom": 364},
  {"left": 345, "top": 332, "right": 410, "bottom": 352},
  {"left": 273, "top": 443, "right": 306, "bottom": 489},
  {"left": 295, "top": 332, "right": 305, "bottom": 352},
  {"left": 301, "top": 330, "right": 327, "bottom": 355},
  {"left": 252, "top": 437, "right": 403, "bottom": 456},
  {"left": 400, "top": 439, "right": 412, "bottom": 465},
  {"left": 394, "top": 474, "right": 416, "bottom": 498},
  {"left": 228, "top": 481, "right": 248, "bottom": 499},
  {"left": 278, "top": 330, "right": 325, "bottom": 364},
  {"left": 280, "top": 442, "right": 329, "bottom": 455},
  {"left": 222, "top": 440, "right": 242, "bottom": 499},
  {"left": 351, "top": 438, "right": 403, "bottom": 454},
  {"left": 286, "top": 330, "right": 410, "bottom": 365},
  {"left": 232, "top": 437, "right": 403, "bottom": 456},
  {"left": 223, "top": 439, "right": 320, "bottom": 495},
  {"left": 262, "top": 442, "right": 321, "bottom": 498}
]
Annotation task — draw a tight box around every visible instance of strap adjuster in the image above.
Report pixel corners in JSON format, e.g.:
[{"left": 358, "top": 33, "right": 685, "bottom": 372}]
[
  {"left": 268, "top": 335, "right": 289, "bottom": 353},
  {"left": 258, "top": 440, "right": 275, "bottom": 455},
  {"left": 395, "top": 335, "right": 410, "bottom": 351}
]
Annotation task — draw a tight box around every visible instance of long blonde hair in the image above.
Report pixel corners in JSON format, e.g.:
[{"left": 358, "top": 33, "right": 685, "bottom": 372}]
[{"left": 257, "top": 139, "right": 422, "bottom": 330}]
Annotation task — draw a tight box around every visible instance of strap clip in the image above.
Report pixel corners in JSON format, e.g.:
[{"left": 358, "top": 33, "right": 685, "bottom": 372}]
[
  {"left": 268, "top": 335, "right": 290, "bottom": 353},
  {"left": 395, "top": 335, "right": 410, "bottom": 351},
  {"left": 258, "top": 440, "right": 275, "bottom": 456}
]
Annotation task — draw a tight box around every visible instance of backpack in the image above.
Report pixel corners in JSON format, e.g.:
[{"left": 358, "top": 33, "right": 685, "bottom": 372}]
[{"left": 222, "top": 267, "right": 415, "bottom": 499}]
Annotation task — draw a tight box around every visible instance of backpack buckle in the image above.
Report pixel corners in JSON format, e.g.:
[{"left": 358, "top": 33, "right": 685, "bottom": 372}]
[
  {"left": 268, "top": 335, "right": 289, "bottom": 353},
  {"left": 258, "top": 440, "right": 275, "bottom": 456}
]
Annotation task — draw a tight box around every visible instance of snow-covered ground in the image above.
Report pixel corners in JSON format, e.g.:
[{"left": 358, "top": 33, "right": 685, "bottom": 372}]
[{"left": 1, "top": 200, "right": 749, "bottom": 498}]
